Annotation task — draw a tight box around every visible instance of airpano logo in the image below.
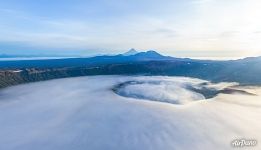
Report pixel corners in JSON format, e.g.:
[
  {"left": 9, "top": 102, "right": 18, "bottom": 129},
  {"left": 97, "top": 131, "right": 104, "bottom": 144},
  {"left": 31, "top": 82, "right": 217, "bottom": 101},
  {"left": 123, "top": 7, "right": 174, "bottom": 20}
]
[{"left": 231, "top": 139, "right": 257, "bottom": 147}]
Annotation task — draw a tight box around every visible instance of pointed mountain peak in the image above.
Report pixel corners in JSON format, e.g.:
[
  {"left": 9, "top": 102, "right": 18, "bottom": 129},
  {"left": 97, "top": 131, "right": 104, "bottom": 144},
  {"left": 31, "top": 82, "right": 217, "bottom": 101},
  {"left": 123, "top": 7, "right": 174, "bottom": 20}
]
[{"left": 123, "top": 48, "right": 138, "bottom": 56}]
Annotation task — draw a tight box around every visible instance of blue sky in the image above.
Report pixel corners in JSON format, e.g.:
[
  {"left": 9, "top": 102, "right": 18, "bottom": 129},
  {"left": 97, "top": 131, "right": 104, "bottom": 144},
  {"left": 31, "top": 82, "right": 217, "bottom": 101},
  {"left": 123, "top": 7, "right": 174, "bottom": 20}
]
[{"left": 0, "top": 0, "right": 261, "bottom": 58}]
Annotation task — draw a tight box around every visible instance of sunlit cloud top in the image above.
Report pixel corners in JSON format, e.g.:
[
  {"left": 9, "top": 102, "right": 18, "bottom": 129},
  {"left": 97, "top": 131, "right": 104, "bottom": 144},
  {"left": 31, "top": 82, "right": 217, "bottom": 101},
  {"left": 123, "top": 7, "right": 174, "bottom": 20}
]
[{"left": 0, "top": 0, "right": 261, "bottom": 58}]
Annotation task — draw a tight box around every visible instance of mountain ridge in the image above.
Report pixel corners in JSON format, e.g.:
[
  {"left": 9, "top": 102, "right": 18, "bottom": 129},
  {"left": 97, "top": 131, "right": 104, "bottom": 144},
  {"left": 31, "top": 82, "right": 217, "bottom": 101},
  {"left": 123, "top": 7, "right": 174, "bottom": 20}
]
[{"left": 0, "top": 50, "right": 261, "bottom": 89}]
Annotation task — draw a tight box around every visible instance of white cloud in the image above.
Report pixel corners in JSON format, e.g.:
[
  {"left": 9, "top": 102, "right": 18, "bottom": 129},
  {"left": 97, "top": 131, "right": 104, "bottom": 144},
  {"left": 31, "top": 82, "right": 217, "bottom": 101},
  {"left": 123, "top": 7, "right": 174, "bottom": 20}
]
[{"left": 0, "top": 76, "right": 260, "bottom": 150}]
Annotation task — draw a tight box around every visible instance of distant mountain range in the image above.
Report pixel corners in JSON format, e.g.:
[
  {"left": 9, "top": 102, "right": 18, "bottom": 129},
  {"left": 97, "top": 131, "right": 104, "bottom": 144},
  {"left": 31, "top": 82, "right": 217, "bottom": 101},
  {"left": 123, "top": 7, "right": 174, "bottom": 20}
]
[
  {"left": 0, "top": 50, "right": 261, "bottom": 88},
  {"left": 0, "top": 54, "right": 76, "bottom": 58},
  {"left": 0, "top": 50, "right": 187, "bottom": 69}
]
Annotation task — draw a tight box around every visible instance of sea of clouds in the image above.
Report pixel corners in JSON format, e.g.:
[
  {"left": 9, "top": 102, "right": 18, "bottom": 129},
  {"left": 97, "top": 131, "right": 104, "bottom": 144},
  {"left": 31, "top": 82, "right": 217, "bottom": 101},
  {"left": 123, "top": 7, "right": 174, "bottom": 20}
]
[{"left": 0, "top": 76, "right": 260, "bottom": 150}]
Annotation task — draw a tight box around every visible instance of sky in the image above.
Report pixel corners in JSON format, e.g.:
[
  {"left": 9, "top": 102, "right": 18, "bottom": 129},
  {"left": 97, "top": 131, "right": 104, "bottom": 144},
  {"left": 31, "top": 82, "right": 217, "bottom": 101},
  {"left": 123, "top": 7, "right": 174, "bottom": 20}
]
[{"left": 0, "top": 0, "right": 261, "bottom": 58}]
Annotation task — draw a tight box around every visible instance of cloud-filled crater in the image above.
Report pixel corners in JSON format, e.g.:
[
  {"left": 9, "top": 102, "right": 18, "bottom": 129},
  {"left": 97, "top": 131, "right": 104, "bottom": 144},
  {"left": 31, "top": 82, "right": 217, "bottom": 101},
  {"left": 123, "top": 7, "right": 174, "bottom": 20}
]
[{"left": 113, "top": 77, "right": 253, "bottom": 105}]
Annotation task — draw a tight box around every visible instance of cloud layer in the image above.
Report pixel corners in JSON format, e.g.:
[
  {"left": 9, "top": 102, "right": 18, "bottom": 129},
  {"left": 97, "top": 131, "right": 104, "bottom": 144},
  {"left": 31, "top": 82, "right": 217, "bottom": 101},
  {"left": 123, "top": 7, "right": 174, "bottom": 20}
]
[{"left": 0, "top": 76, "right": 260, "bottom": 150}]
